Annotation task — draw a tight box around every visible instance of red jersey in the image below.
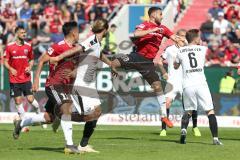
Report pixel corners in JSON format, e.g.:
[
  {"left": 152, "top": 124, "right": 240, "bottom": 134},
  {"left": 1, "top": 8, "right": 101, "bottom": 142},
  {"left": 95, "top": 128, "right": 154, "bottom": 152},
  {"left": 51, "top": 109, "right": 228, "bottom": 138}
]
[
  {"left": 45, "top": 40, "right": 76, "bottom": 87},
  {"left": 49, "top": 20, "right": 61, "bottom": 33},
  {"left": 4, "top": 41, "right": 33, "bottom": 83},
  {"left": 134, "top": 21, "right": 173, "bottom": 59}
]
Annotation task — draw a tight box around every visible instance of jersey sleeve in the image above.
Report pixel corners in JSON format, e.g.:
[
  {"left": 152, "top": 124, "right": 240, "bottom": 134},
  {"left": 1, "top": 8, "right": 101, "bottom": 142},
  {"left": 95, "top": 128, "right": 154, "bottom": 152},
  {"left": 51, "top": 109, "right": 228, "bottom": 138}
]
[
  {"left": 80, "top": 35, "right": 97, "bottom": 52},
  {"left": 47, "top": 44, "right": 56, "bottom": 56},
  {"left": 135, "top": 22, "right": 146, "bottom": 30},
  {"left": 28, "top": 46, "right": 34, "bottom": 60},
  {"left": 3, "top": 45, "right": 10, "bottom": 60},
  {"left": 162, "top": 25, "right": 174, "bottom": 38}
]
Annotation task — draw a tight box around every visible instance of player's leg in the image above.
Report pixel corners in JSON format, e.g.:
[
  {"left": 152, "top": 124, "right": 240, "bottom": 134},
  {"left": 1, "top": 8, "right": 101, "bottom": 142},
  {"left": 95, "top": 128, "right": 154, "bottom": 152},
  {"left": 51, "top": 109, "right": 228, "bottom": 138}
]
[
  {"left": 192, "top": 110, "right": 201, "bottom": 136},
  {"left": 12, "top": 99, "right": 54, "bottom": 139},
  {"left": 151, "top": 81, "right": 173, "bottom": 128},
  {"left": 197, "top": 85, "right": 222, "bottom": 145},
  {"left": 24, "top": 81, "right": 41, "bottom": 114},
  {"left": 160, "top": 97, "right": 172, "bottom": 136},
  {"left": 10, "top": 83, "right": 25, "bottom": 118},
  {"left": 180, "top": 87, "right": 197, "bottom": 144}
]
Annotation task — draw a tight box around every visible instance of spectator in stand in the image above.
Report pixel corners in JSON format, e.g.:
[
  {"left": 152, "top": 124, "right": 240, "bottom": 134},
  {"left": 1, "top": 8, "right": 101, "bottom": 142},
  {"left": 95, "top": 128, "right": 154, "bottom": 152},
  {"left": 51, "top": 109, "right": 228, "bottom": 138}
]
[
  {"left": 208, "top": 27, "right": 222, "bottom": 46},
  {"left": 200, "top": 13, "right": 214, "bottom": 41},
  {"left": 213, "top": 12, "right": 230, "bottom": 34},
  {"left": 44, "top": 0, "right": 57, "bottom": 21},
  {"left": 49, "top": 12, "right": 64, "bottom": 43},
  {"left": 88, "top": 10, "right": 96, "bottom": 25},
  {"left": 208, "top": 0, "right": 223, "bottom": 20},
  {"left": 225, "top": 4, "right": 239, "bottom": 21},
  {"left": 60, "top": 3, "right": 71, "bottom": 23},
  {"left": 206, "top": 42, "right": 223, "bottom": 66},
  {"left": 224, "top": 43, "right": 240, "bottom": 64},
  {"left": 19, "top": 1, "right": 33, "bottom": 29},
  {"left": 74, "top": 1, "right": 86, "bottom": 29}
]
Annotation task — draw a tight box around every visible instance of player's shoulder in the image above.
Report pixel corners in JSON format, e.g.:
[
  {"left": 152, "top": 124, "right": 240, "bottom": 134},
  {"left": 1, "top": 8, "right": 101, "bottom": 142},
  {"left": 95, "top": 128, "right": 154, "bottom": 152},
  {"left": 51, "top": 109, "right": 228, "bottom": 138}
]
[
  {"left": 6, "top": 41, "right": 16, "bottom": 47},
  {"left": 136, "top": 21, "right": 149, "bottom": 29},
  {"left": 51, "top": 40, "right": 66, "bottom": 49},
  {"left": 166, "top": 45, "right": 178, "bottom": 51},
  {"left": 24, "top": 41, "right": 32, "bottom": 47}
]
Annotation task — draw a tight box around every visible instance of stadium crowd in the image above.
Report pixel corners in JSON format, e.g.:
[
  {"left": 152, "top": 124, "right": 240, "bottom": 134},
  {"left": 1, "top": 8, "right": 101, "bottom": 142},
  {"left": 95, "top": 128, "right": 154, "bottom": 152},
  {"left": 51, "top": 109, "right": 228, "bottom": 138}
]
[{"left": 200, "top": 0, "right": 240, "bottom": 67}]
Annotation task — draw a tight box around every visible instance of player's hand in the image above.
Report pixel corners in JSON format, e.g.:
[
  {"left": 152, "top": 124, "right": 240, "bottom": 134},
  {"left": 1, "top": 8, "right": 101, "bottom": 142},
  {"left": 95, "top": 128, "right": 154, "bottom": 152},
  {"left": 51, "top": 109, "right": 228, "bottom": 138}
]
[
  {"left": 162, "top": 73, "right": 168, "bottom": 80},
  {"left": 32, "top": 80, "right": 39, "bottom": 92},
  {"left": 10, "top": 68, "right": 17, "bottom": 76},
  {"left": 25, "top": 66, "right": 31, "bottom": 73},
  {"left": 111, "top": 66, "right": 118, "bottom": 78}
]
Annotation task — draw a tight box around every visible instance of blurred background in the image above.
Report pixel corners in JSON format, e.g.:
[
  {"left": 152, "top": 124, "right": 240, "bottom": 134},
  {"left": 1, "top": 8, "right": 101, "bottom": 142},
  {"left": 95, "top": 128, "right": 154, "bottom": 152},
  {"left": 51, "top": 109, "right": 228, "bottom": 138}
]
[{"left": 0, "top": 0, "right": 239, "bottom": 125}]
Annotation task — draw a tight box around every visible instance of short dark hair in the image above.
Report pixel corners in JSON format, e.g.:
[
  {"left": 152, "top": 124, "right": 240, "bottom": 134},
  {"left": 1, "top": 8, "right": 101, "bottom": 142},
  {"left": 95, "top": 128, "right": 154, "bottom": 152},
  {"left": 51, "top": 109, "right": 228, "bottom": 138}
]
[
  {"left": 148, "top": 7, "right": 161, "bottom": 16},
  {"left": 15, "top": 26, "right": 25, "bottom": 33},
  {"left": 186, "top": 29, "right": 200, "bottom": 43},
  {"left": 92, "top": 18, "right": 109, "bottom": 33},
  {"left": 62, "top": 21, "right": 78, "bottom": 36}
]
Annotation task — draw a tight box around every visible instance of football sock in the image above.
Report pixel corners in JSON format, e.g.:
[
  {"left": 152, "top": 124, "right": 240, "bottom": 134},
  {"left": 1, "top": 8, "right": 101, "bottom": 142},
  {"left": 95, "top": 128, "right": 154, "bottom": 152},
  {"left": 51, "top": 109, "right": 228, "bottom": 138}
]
[
  {"left": 162, "top": 108, "right": 170, "bottom": 130},
  {"left": 31, "top": 99, "right": 41, "bottom": 112},
  {"left": 80, "top": 120, "right": 97, "bottom": 147},
  {"left": 181, "top": 112, "right": 191, "bottom": 129},
  {"left": 157, "top": 95, "right": 167, "bottom": 117},
  {"left": 20, "top": 113, "right": 46, "bottom": 127},
  {"left": 16, "top": 103, "right": 25, "bottom": 118},
  {"left": 61, "top": 114, "right": 73, "bottom": 145},
  {"left": 208, "top": 114, "right": 218, "bottom": 138},
  {"left": 192, "top": 110, "right": 198, "bottom": 128}
]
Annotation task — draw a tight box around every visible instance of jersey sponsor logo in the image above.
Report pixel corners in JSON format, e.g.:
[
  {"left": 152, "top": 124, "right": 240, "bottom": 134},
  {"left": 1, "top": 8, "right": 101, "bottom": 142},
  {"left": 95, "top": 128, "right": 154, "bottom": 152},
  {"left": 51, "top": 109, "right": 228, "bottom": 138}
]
[
  {"left": 13, "top": 50, "right": 16, "bottom": 54},
  {"left": 12, "top": 56, "right": 28, "bottom": 59}
]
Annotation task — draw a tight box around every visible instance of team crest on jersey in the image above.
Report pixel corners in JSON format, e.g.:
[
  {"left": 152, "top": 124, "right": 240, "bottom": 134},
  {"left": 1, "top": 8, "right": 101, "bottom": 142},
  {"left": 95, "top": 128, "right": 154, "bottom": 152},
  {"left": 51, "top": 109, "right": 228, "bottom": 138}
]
[
  {"left": 159, "top": 28, "right": 164, "bottom": 33},
  {"left": 12, "top": 50, "right": 16, "bottom": 54},
  {"left": 24, "top": 49, "right": 28, "bottom": 55}
]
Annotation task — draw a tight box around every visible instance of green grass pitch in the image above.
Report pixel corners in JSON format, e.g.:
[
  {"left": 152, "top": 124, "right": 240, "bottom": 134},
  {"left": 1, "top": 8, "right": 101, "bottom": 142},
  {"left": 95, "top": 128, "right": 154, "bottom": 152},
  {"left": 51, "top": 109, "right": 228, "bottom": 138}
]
[{"left": 0, "top": 124, "right": 240, "bottom": 160}]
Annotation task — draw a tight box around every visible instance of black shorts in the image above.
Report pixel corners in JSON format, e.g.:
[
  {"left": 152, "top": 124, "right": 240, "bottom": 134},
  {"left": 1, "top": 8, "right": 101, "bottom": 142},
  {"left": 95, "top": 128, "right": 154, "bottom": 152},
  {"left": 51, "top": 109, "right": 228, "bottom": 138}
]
[
  {"left": 10, "top": 81, "right": 33, "bottom": 97},
  {"left": 45, "top": 86, "right": 73, "bottom": 116},
  {"left": 116, "top": 52, "right": 160, "bottom": 85}
]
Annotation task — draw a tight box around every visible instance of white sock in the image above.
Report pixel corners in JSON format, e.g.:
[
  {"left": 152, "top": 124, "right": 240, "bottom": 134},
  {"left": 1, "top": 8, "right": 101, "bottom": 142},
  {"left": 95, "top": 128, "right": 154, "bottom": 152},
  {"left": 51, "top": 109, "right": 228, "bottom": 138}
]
[
  {"left": 213, "top": 137, "right": 219, "bottom": 140},
  {"left": 157, "top": 95, "right": 167, "bottom": 117},
  {"left": 20, "top": 113, "right": 46, "bottom": 127},
  {"left": 61, "top": 114, "right": 73, "bottom": 145},
  {"left": 31, "top": 99, "right": 41, "bottom": 113},
  {"left": 16, "top": 103, "right": 25, "bottom": 118}
]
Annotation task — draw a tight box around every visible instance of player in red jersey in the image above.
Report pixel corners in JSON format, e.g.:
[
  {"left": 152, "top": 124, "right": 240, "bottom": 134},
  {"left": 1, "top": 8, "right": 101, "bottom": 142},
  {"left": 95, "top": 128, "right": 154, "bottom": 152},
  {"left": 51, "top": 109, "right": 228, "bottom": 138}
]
[
  {"left": 111, "top": 7, "right": 186, "bottom": 128},
  {"left": 12, "top": 22, "right": 100, "bottom": 154},
  {"left": 3, "top": 26, "right": 41, "bottom": 119}
]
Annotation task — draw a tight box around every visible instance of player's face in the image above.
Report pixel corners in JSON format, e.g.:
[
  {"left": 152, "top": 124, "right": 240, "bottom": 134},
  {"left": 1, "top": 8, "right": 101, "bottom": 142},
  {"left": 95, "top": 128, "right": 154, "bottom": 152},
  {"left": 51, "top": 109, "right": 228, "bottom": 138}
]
[
  {"left": 17, "top": 29, "right": 26, "bottom": 40},
  {"left": 178, "top": 31, "right": 186, "bottom": 39},
  {"left": 154, "top": 10, "right": 163, "bottom": 25},
  {"left": 195, "top": 33, "right": 201, "bottom": 45}
]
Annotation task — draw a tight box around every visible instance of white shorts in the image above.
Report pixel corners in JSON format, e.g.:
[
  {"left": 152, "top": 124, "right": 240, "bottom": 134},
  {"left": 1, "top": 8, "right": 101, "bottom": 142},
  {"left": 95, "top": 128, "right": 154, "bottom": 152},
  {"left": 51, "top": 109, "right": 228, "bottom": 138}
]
[
  {"left": 165, "top": 80, "right": 182, "bottom": 100},
  {"left": 182, "top": 84, "right": 214, "bottom": 111},
  {"left": 72, "top": 70, "right": 101, "bottom": 115}
]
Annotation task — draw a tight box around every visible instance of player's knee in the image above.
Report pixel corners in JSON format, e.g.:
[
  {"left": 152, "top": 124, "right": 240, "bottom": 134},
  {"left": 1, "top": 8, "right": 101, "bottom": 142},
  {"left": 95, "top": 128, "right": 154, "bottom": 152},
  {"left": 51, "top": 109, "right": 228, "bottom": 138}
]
[
  {"left": 94, "top": 106, "right": 102, "bottom": 119},
  {"left": 26, "top": 95, "right": 34, "bottom": 103},
  {"left": 15, "top": 98, "right": 22, "bottom": 105}
]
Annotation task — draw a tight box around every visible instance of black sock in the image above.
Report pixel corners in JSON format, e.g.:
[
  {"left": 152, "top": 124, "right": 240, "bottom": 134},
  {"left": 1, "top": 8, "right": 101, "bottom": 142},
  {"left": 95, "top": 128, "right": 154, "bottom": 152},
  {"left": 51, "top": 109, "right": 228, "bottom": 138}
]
[
  {"left": 208, "top": 114, "right": 218, "bottom": 137},
  {"left": 162, "top": 108, "right": 170, "bottom": 130},
  {"left": 192, "top": 110, "right": 198, "bottom": 128},
  {"left": 80, "top": 120, "right": 97, "bottom": 147},
  {"left": 181, "top": 112, "right": 191, "bottom": 130}
]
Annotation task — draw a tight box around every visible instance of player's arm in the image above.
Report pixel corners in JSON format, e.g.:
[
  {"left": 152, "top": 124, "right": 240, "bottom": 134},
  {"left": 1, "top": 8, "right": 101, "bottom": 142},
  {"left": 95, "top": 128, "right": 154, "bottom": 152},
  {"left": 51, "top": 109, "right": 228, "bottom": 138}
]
[
  {"left": 4, "top": 58, "right": 17, "bottom": 76},
  {"left": 32, "top": 53, "right": 50, "bottom": 91},
  {"left": 3, "top": 46, "right": 17, "bottom": 76},
  {"left": 100, "top": 53, "right": 118, "bottom": 77},
  {"left": 133, "top": 28, "right": 160, "bottom": 38},
  {"left": 170, "top": 34, "right": 187, "bottom": 48},
  {"left": 50, "top": 45, "right": 83, "bottom": 63}
]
